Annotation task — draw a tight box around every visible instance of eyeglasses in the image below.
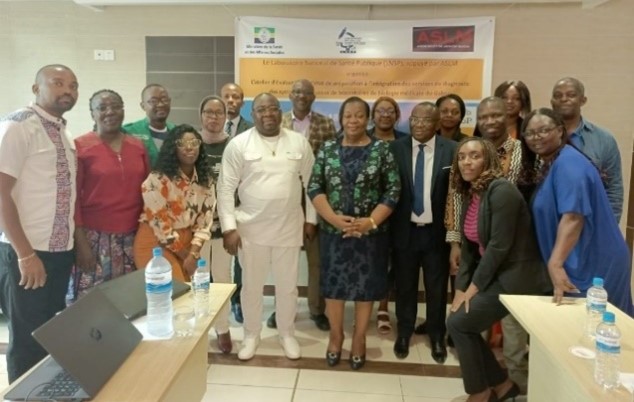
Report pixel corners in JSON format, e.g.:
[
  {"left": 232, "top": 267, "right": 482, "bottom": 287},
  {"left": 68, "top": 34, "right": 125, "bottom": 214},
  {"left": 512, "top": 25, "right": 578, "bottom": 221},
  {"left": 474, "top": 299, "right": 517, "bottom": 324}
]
[
  {"left": 253, "top": 105, "right": 281, "bottom": 115},
  {"left": 376, "top": 108, "right": 396, "bottom": 117},
  {"left": 522, "top": 126, "right": 559, "bottom": 140},
  {"left": 175, "top": 138, "right": 202, "bottom": 148},
  {"left": 145, "top": 97, "right": 171, "bottom": 106},
  {"left": 409, "top": 116, "right": 437, "bottom": 125},
  {"left": 202, "top": 110, "right": 225, "bottom": 118},
  {"left": 93, "top": 104, "right": 123, "bottom": 113}
]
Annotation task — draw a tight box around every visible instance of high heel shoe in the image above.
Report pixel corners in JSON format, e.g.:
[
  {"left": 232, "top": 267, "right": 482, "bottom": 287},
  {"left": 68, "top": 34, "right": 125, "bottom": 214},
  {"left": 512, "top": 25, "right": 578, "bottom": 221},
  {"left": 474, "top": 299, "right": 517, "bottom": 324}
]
[
  {"left": 497, "top": 382, "right": 520, "bottom": 402},
  {"left": 326, "top": 351, "right": 341, "bottom": 367},
  {"left": 349, "top": 354, "right": 366, "bottom": 370}
]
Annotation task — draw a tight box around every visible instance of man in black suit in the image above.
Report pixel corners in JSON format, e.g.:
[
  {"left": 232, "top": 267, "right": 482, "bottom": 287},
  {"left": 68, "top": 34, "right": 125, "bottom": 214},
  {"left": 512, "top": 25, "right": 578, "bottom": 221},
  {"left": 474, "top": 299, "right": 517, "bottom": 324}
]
[
  {"left": 389, "top": 102, "right": 456, "bottom": 363},
  {"left": 221, "top": 83, "right": 253, "bottom": 138}
]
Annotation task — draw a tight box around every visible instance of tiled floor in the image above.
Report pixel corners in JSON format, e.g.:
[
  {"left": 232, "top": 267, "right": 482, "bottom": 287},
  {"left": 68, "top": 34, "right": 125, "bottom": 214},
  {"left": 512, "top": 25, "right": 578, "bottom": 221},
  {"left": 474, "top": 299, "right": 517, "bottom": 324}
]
[{"left": 199, "top": 296, "right": 527, "bottom": 402}]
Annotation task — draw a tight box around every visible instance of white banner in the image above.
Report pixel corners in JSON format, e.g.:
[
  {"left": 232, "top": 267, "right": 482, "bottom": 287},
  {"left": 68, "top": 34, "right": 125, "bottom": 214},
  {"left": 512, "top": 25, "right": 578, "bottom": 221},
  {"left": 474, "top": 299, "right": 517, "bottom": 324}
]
[{"left": 236, "top": 16, "right": 495, "bottom": 133}]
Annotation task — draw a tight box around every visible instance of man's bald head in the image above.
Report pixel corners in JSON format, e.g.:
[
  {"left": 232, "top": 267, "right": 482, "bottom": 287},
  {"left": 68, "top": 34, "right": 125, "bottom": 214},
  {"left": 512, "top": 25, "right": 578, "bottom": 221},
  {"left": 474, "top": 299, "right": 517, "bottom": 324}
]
[{"left": 32, "top": 64, "right": 78, "bottom": 118}]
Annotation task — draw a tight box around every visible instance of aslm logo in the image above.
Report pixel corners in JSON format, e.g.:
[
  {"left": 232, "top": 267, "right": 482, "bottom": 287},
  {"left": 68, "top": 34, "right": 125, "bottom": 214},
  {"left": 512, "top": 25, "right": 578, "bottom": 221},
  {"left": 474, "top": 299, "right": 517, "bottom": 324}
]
[
  {"left": 336, "top": 28, "right": 365, "bottom": 54},
  {"left": 412, "top": 26, "right": 475, "bottom": 52},
  {"left": 255, "top": 27, "right": 275, "bottom": 44}
]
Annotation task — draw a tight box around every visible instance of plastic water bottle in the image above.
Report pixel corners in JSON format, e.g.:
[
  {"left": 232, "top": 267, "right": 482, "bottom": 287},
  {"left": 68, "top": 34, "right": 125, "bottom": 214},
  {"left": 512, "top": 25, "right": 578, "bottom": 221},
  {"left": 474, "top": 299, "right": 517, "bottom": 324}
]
[
  {"left": 193, "top": 258, "right": 210, "bottom": 317},
  {"left": 594, "top": 311, "right": 621, "bottom": 389},
  {"left": 145, "top": 247, "right": 173, "bottom": 337},
  {"left": 585, "top": 277, "right": 608, "bottom": 339}
]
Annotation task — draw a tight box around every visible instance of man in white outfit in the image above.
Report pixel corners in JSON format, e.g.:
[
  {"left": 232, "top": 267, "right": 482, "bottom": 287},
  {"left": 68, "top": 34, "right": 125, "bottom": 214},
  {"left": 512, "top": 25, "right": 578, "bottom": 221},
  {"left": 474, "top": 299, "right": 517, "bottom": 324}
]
[{"left": 217, "top": 93, "right": 316, "bottom": 361}]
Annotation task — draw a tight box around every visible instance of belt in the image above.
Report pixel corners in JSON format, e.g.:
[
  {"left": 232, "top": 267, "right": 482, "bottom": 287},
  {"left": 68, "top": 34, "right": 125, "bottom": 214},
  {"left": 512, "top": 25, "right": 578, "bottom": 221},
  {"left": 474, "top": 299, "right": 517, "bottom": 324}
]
[{"left": 410, "top": 222, "right": 432, "bottom": 228}]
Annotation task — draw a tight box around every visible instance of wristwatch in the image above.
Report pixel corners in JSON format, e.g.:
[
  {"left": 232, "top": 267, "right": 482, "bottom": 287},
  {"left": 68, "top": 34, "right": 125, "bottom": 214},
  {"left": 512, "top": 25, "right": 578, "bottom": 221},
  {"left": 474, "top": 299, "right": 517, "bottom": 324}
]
[{"left": 369, "top": 217, "right": 378, "bottom": 230}]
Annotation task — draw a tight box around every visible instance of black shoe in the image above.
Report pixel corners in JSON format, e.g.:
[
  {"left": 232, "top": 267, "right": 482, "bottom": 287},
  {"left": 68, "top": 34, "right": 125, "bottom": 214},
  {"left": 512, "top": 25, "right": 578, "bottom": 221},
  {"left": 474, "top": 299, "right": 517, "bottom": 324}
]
[
  {"left": 232, "top": 303, "right": 244, "bottom": 324},
  {"left": 414, "top": 321, "right": 428, "bottom": 335},
  {"left": 310, "top": 314, "right": 330, "bottom": 331},
  {"left": 393, "top": 336, "right": 410, "bottom": 359},
  {"left": 447, "top": 334, "right": 454, "bottom": 348},
  {"left": 349, "top": 354, "right": 366, "bottom": 370},
  {"left": 431, "top": 339, "right": 447, "bottom": 364},
  {"left": 497, "top": 382, "right": 520, "bottom": 402},
  {"left": 267, "top": 312, "right": 277, "bottom": 329},
  {"left": 326, "top": 350, "right": 341, "bottom": 367}
]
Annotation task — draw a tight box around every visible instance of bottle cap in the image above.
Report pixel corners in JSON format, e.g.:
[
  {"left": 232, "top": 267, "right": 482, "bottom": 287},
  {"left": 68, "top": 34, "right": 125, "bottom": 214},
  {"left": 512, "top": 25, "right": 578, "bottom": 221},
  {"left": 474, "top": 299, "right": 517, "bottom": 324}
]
[
  {"left": 603, "top": 311, "right": 615, "bottom": 323},
  {"left": 197, "top": 259, "right": 206, "bottom": 268},
  {"left": 592, "top": 277, "right": 604, "bottom": 287},
  {"left": 152, "top": 247, "right": 162, "bottom": 257}
]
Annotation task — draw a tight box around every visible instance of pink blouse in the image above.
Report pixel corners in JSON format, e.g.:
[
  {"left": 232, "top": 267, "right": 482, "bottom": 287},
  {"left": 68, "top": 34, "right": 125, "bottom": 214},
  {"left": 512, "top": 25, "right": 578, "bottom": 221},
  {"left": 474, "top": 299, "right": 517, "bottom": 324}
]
[{"left": 464, "top": 194, "right": 485, "bottom": 256}]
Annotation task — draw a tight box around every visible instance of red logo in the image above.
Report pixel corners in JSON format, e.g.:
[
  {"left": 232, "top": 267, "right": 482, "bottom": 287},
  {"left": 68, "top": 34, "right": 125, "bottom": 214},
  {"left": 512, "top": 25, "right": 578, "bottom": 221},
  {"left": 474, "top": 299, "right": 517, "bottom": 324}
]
[{"left": 412, "top": 26, "right": 475, "bottom": 52}]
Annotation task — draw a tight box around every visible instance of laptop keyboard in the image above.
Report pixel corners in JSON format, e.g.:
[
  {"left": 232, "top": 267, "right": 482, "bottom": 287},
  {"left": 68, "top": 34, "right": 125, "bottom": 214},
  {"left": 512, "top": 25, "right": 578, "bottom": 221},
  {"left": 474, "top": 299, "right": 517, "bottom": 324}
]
[{"left": 36, "top": 370, "right": 81, "bottom": 399}]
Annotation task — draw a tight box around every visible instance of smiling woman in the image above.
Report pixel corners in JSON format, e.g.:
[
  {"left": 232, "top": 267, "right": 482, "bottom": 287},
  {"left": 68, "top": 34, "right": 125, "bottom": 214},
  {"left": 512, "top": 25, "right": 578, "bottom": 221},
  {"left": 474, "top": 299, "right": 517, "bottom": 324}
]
[
  {"left": 70, "top": 89, "right": 150, "bottom": 302},
  {"left": 521, "top": 108, "right": 633, "bottom": 316},
  {"left": 133, "top": 124, "right": 215, "bottom": 282},
  {"left": 447, "top": 137, "right": 550, "bottom": 402}
]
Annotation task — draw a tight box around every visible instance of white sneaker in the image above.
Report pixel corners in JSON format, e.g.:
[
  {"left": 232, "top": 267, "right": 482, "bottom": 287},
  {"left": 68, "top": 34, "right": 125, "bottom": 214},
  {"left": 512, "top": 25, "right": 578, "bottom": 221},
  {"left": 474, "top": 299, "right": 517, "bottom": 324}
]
[
  {"left": 238, "top": 336, "right": 260, "bottom": 361},
  {"left": 279, "top": 336, "right": 301, "bottom": 360}
]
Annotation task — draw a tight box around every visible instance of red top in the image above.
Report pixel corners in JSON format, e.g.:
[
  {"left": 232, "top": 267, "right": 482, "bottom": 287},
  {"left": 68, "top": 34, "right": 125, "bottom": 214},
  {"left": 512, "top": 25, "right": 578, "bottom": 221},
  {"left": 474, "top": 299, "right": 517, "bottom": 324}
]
[{"left": 75, "top": 132, "right": 150, "bottom": 233}]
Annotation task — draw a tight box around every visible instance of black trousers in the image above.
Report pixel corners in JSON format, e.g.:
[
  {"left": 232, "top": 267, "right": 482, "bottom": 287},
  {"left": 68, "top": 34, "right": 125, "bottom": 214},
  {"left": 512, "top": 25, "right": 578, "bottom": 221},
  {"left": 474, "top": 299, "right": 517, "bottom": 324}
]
[
  {"left": 393, "top": 225, "right": 449, "bottom": 339},
  {"left": 446, "top": 292, "right": 509, "bottom": 394},
  {"left": 0, "top": 243, "right": 73, "bottom": 383}
]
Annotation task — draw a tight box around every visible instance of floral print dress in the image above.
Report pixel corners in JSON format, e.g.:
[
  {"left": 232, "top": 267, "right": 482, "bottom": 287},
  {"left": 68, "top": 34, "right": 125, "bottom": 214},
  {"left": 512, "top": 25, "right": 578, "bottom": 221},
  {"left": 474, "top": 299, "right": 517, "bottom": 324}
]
[{"left": 308, "top": 137, "right": 400, "bottom": 301}]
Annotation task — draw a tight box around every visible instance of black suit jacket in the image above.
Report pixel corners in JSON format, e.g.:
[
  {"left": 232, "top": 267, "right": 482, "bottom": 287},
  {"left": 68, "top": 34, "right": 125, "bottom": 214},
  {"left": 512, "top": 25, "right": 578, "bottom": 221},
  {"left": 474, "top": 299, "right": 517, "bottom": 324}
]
[
  {"left": 456, "top": 179, "right": 552, "bottom": 295},
  {"left": 236, "top": 116, "right": 253, "bottom": 135},
  {"left": 389, "top": 135, "right": 456, "bottom": 249}
]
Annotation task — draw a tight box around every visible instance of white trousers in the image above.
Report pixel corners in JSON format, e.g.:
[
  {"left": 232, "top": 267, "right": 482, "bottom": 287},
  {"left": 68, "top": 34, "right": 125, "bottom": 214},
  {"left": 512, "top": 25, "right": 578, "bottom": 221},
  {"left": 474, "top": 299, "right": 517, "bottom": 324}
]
[
  {"left": 238, "top": 238, "right": 300, "bottom": 338},
  {"left": 200, "top": 238, "right": 232, "bottom": 334}
]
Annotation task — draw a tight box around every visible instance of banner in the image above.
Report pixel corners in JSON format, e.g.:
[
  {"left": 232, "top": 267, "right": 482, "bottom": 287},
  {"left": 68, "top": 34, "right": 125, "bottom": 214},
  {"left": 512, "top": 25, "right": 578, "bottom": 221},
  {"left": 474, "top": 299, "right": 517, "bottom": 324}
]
[{"left": 236, "top": 16, "right": 495, "bottom": 133}]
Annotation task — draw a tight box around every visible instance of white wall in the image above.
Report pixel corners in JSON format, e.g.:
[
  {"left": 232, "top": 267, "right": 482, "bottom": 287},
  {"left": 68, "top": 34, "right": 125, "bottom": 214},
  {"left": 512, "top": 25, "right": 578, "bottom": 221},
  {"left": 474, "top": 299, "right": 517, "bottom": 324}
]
[{"left": 1, "top": 0, "right": 633, "bottom": 223}]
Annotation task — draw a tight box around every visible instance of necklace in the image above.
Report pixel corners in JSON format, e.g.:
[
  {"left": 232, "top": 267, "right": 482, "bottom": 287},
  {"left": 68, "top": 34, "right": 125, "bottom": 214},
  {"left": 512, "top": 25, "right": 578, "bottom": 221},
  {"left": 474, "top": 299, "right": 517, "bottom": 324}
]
[{"left": 259, "top": 135, "right": 280, "bottom": 156}]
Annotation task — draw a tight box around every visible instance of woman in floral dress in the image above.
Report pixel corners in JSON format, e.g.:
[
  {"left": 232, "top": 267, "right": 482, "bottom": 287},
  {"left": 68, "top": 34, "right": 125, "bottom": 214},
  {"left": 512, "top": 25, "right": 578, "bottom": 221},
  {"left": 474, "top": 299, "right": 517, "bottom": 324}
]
[{"left": 308, "top": 96, "right": 401, "bottom": 370}]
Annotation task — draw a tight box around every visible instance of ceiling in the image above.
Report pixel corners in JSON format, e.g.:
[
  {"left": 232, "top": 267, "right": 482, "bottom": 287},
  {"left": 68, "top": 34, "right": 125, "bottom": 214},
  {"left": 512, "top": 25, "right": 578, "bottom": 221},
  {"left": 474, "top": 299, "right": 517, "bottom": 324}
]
[{"left": 72, "top": 0, "right": 611, "bottom": 9}]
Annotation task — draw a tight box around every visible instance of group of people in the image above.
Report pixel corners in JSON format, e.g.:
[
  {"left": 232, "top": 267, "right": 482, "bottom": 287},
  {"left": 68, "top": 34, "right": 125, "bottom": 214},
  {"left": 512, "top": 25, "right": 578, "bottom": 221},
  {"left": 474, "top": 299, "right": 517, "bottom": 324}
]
[{"left": 0, "top": 64, "right": 632, "bottom": 402}]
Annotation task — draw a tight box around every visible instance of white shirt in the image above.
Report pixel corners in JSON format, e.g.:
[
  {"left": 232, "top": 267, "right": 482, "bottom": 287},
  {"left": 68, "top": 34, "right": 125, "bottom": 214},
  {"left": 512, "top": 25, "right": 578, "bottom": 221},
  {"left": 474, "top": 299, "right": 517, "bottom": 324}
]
[
  {"left": 410, "top": 135, "right": 435, "bottom": 224},
  {"left": 0, "top": 104, "right": 77, "bottom": 251},
  {"left": 217, "top": 127, "right": 316, "bottom": 247}
]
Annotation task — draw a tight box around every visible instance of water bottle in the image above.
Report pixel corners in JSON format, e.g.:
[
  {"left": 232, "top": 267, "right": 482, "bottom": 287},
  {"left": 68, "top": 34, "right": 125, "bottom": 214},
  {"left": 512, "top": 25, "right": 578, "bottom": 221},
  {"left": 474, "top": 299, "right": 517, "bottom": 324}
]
[
  {"left": 585, "top": 277, "right": 607, "bottom": 339},
  {"left": 594, "top": 311, "right": 621, "bottom": 389},
  {"left": 145, "top": 247, "right": 173, "bottom": 337},
  {"left": 192, "top": 258, "right": 210, "bottom": 317}
]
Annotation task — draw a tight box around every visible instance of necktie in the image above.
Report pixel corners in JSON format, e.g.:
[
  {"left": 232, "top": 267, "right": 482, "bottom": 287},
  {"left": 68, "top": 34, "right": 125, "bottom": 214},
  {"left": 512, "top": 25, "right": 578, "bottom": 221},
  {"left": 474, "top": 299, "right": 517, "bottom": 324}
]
[
  {"left": 225, "top": 120, "right": 233, "bottom": 136},
  {"left": 413, "top": 144, "right": 425, "bottom": 216}
]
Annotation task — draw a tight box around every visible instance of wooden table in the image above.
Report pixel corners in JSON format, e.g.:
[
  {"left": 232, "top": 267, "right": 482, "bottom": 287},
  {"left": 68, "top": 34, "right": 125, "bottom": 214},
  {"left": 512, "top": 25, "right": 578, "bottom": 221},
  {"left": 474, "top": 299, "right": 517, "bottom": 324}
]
[
  {"left": 3, "top": 283, "right": 235, "bottom": 402},
  {"left": 500, "top": 295, "right": 634, "bottom": 402}
]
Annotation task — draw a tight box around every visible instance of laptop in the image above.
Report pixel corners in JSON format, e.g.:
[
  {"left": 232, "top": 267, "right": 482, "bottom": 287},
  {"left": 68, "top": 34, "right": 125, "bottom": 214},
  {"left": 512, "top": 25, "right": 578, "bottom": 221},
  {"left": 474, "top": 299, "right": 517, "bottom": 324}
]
[
  {"left": 96, "top": 269, "right": 191, "bottom": 320},
  {"left": 4, "top": 288, "right": 143, "bottom": 401}
]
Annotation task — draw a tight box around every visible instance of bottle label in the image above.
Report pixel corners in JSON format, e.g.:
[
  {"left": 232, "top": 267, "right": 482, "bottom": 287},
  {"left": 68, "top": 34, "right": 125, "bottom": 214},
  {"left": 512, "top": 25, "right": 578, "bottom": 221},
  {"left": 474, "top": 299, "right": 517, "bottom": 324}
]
[
  {"left": 193, "top": 272, "right": 210, "bottom": 291},
  {"left": 596, "top": 334, "right": 620, "bottom": 353},
  {"left": 587, "top": 295, "right": 607, "bottom": 312},
  {"left": 146, "top": 272, "right": 172, "bottom": 294}
]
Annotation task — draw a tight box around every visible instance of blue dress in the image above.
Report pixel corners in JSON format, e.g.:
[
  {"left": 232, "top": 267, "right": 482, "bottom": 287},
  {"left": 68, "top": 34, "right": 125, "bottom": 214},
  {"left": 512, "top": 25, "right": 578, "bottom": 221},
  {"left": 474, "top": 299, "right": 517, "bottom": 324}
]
[{"left": 531, "top": 145, "right": 633, "bottom": 316}]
